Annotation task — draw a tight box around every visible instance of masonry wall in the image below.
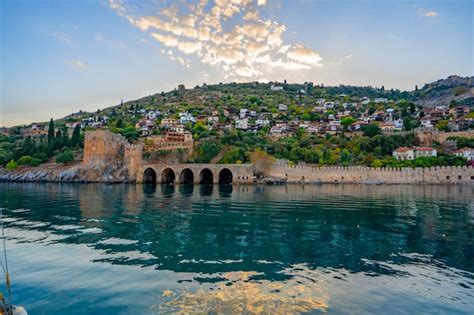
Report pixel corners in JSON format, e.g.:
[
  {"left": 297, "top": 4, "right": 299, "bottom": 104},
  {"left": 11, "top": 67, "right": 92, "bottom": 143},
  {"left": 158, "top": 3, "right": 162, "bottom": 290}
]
[
  {"left": 124, "top": 144, "right": 144, "bottom": 180},
  {"left": 83, "top": 130, "right": 128, "bottom": 165},
  {"left": 269, "top": 164, "right": 474, "bottom": 185}
]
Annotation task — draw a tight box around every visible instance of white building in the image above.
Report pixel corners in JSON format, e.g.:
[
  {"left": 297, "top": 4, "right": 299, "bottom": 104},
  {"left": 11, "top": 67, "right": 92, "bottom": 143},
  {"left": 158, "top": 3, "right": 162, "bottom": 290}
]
[
  {"left": 414, "top": 147, "right": 437, "bottom": 158},
  {"left": 393, "top": 147, "right": 415, "bottom": 160},
  {"left": 452, "top": 147, "right": 474, "bottom": 161},
  {"left": 278, "top": 104, "right": 288, "bottom": 111},
  {"left": 270, "top": 85, "right": 283, "bottom": 91},
  {"left": 236, "top": 118, "right": 248, "bottom": 130}
]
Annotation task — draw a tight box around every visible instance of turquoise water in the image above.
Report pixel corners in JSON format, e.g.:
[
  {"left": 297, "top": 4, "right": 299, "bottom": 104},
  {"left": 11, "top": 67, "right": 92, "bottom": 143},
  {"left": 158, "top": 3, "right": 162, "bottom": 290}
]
[{"left": 0, "top": 183, "right": 473, "bottom": 314}]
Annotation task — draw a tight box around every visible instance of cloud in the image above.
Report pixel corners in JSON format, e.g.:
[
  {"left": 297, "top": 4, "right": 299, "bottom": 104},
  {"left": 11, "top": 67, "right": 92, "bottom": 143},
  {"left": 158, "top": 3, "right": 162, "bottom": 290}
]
[
  {"left": 67, "top": 60, "right": 87, "bottom": 70},
  {"left": 424, "top": 11, "right": 438, "bottom": 17},
  {"left": 340, "top": 54, "right": 352, "bottom": 63},
  {"left": 416, "top": 8, "right": 439, "bottom": 18},
  {"left": 108, "top": 0, "right": 323, "bottom": 78},
  {"left": 52, "top": 32, "right": 71, "bottom": 43},
  {"left": 287, "top": 44, "right": 322, "bottom": 66}
]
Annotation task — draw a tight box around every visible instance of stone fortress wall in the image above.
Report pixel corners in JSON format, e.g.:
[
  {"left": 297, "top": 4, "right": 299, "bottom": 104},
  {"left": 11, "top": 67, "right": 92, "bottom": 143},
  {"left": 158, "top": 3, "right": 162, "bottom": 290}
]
[
  {"left": 83, "top": 130, "right": 129, "bottom": 165},
  {"left": 269, "top": 164, "right": 474, "bottom": 185},
  {"left": 82, "top": 130, "right": 474, "bottom": 185}
]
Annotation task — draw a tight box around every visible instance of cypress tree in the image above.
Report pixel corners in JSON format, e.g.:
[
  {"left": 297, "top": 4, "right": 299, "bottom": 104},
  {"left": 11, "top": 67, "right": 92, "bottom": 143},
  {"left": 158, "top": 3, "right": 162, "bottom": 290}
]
[
  {"left": 47, "top": 118, "right": 55, "bottom": 145},
  {"left": 71, "top": 125, "right": 81, "bottom": 147}
]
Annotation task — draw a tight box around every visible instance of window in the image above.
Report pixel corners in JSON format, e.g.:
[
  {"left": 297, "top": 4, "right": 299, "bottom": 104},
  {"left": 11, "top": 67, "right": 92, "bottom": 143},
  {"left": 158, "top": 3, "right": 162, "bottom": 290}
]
[
  {"left": 446, "top": 176, "right": 450, "bottom": 180},
  {"left": 458, "top": 175, "right": 462, "bottom": 180}
]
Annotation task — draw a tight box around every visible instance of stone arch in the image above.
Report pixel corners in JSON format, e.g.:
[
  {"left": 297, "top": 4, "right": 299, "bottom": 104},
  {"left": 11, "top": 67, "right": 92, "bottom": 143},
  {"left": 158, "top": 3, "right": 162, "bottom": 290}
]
[
  {"left": 179, "top": 168, "right": 194, "bottom": 184},
  {"left": 218, "top": 168, "right": 233, "bottom": 184},
  {"left": 143, "top": 167, "right": 157, "bottom": 184},
  {"left": 161, "top": 167, "right": 176, "bottom": 184},
  {"left": 199, "top": 168, "right": 214, "bottom": 184}
]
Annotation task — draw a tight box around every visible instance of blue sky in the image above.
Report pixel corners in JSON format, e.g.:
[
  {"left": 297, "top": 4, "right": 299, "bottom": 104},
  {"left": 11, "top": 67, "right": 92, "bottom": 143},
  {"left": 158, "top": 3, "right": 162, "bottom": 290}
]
[{"left": 0, "top": 0, "right": 472, "bottom": 126}]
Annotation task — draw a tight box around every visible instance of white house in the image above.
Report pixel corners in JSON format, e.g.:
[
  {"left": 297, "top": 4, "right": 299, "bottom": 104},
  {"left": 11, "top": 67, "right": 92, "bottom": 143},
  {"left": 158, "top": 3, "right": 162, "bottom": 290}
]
[
  {"left": 414, "top": 147, "right": 437, "bottom": 158},
  {"left": 179, "top": 112, "right": 196, "bottom": 124},
  {"left": 236, "top": 118, "right": 248, "bottom": 130},
  {"left": 278, "top": 104, "right": 288, "bottom": 111},
  {"left": 452, "top": 147, "right": 474, "bottom": 161},
  {"left": 393, "top": 147, "right": 415, "bottom": 160},
  {"left": 420, "top": 119, "right": 433, "bottom": 128},
  {"left": 270, "top": 85, "right": 283, "bottom": 91},
  {"left": 256, "top": 119, "right": 270, "bottom": 127}
]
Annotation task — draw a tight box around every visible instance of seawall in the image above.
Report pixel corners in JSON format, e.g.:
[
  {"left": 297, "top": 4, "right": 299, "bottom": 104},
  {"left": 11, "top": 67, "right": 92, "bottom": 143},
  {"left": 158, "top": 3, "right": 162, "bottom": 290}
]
[{"left": 268, "top": 164, "right": 474, "bottom": 185}]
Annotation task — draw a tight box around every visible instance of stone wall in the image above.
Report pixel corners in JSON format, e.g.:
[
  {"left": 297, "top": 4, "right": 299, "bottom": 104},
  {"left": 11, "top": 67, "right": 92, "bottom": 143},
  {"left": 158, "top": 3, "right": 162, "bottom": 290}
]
[
  {"left": 269, "top": 164, "right": 474, "bottom": 185},
  {"left": 124, "top": 144, "right": 144, "bottom": 181},
  {"left": 415, "top": 129, "right": 473, "bottom": 146},
  {"left": 83, "top": 130, "right": 129, "bottom": 166},
  {"left": 137, "top": 163, "right": 254, "bottom": 184}
]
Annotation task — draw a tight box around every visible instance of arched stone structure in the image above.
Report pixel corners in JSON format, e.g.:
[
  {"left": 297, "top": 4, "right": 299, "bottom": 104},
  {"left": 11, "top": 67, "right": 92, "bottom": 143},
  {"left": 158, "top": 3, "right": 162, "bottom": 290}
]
[
  {"left": 219, "top": 168, "right": 233, "bottom": 184},
  {"left": 143, "top": 167, "right": 157, "bottom": 184},
  {"left": 161, "top": 168, "right": 176, "bottom": 184},
  {"left": 137, "top": 164, "right": 254, "bottom": 185},
  {"left": 179, "top": 168, "right": 194, "bottom": 184},
  {"left": 199, "top": 168, "right": 214, "bottom": 184}
]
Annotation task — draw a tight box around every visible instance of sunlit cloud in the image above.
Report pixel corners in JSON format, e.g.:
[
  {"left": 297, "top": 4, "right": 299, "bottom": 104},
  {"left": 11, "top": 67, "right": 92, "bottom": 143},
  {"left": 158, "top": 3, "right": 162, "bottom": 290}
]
[
  {"left": 108, "top": 0, "right": 323, "bottom": 79},
  {"left": 66, "top": 59, "right": 87, "bottom": 70},
  {"left": 417, "top": 8, "right": 439, "bottom": 18}
]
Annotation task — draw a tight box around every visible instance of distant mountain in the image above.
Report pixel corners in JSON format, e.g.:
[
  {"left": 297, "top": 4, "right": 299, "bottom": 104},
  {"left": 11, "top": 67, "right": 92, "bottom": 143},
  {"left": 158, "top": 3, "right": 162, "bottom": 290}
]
[{"left": 414, "top": 75, "right": 474, "bottom": 107}]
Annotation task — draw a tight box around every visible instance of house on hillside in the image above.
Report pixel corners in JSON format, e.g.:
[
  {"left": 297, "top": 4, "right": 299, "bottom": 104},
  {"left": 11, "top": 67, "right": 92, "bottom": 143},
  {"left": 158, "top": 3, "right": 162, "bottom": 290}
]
[
  {"left": 452, "top": 147, "right": 474, "bottom": 161},
  {"left": 393, "top": 147, "right": 414, "bottom": 160},
  {"left": 414, "top": 147, "right": 437, "bottom": 158}
]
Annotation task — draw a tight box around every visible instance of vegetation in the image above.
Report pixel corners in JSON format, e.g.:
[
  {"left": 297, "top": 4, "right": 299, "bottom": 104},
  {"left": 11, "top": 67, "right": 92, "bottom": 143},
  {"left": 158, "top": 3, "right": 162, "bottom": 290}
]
[{"left": 55, "top": 148, "right": 75, "bottom": 165}]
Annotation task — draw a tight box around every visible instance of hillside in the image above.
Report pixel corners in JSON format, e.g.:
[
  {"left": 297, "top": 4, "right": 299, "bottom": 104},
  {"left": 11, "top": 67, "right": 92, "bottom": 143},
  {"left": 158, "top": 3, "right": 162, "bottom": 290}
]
[{"left": 414, "top": 75, "right": 474, "bottom": 107}]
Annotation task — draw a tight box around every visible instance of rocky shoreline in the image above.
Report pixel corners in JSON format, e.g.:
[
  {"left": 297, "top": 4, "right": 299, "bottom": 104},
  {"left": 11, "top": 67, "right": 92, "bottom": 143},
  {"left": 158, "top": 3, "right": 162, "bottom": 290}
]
[{"left": 0, "top": 162, "right": 130, "bottom": 183}]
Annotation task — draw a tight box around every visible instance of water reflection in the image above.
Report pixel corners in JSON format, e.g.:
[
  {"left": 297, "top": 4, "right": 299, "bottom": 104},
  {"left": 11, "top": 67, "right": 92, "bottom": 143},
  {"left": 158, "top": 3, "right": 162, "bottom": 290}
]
[{"left": 1, "top": 183, "right": 473, "bottom": 314}]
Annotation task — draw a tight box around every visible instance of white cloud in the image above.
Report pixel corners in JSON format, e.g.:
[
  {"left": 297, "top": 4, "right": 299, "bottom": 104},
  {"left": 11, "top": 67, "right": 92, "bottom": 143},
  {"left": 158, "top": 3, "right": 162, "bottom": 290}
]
[
  {"left": 287, "top": 44, "right": 322, "bottom": 66},
  {"left": 424, "top": 11, "right": 438, "bottom": 17},
  {"left": 52, "top": 32, "right": 71, "bottom": 44},
  {"left": 67, "top": 60, "right": 87, "bottom": 70},
  {"left": 416, "top": 8, "right": 439, "bottom": 18},
  {"left": 108, "top": 0, "right": 323, "bottom": 78}
]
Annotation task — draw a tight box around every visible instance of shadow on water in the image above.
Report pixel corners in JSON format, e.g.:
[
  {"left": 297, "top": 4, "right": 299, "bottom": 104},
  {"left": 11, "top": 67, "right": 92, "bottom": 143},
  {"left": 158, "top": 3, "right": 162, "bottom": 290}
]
[
  {"left": 142, "top": 184, "right": 156, "bottom": 195},
  {"left": 161, "top": 183, "right": 175, "bottom": 196},
  {"left": 178, "top": 184, "right": 194, "bottom": 197},
  {"left": 199, "top": 184, "right": 213, "bottom": 196},
  {"left": 218, "top": 184, "right": 233, "bottom": 197}
]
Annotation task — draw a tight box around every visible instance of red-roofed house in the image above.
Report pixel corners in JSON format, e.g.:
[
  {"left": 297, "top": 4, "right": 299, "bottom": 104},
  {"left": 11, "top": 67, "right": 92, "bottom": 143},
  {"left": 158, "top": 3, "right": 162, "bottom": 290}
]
[{"left": 393, "top": 147, "right": 414, "bottom": 160}]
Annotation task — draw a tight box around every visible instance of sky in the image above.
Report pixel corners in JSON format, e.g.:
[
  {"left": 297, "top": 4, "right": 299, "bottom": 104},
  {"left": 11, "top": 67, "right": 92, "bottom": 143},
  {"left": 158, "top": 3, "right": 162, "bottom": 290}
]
[{"left": 0, "top": 0, "right": 472, "bottom": 127}]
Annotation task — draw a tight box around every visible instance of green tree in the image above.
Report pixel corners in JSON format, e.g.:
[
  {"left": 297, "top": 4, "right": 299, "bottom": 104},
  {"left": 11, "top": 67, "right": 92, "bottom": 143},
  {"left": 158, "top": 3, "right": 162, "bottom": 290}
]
[
  {"left": 70, "top": 125, "right": 81, "bottom": 147},
  {"left": 361, "top": 124, "right": 381, "bottom": 137},
  {"left": 436, "top": 120, "right": 449, "bottom": 132},
  {"left": 55, "top": 149, "right": 75, "bottom": 165},
  {"left": 47, "top": 118, "right": 55, "bottom": 145}
]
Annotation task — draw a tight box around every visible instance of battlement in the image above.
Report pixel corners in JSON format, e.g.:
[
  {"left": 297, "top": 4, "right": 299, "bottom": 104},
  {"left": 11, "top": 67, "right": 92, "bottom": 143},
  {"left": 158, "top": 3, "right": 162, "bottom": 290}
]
[{"left": 270, "top": 164, "right": 474, "bottom": 184}]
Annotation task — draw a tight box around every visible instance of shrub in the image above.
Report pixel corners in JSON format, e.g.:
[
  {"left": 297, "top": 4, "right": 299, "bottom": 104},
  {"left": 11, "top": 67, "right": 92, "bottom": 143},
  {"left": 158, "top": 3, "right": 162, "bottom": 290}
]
[
  {"left": 55, "top": 149, "right": 75, "bottom": 165},
  {"left": 6, "top": 160, "right": 18, "bottom": 170},
  {"left": 18, "top": 155, "right": 42, "bottom": 166}
]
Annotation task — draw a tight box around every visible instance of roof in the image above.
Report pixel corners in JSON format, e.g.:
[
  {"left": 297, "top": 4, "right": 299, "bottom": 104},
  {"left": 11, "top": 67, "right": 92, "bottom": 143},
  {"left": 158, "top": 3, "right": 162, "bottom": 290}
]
[
  {"left": 394, "top": 147, "right": 413, "bottom": 153},
  {"left": 452, "top": 147, "right": 473, "bottom": 153},
  {"left": 415, "top": 147, "right": 436, "bottom": 151}
]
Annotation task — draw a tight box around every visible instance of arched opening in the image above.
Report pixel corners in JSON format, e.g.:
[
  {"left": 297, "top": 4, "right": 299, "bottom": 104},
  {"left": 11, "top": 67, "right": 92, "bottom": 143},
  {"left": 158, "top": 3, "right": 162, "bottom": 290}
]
[
  {"left": 144, "top": 168, "right": 157, "bottom": 184},
  {"left": 218, "top": 168, "right": 233, "bottom": 185},
  {"left": 161, "top": 168, "right": 176, "bottom": 184},
  {"left": 199, "top": 168, "right": 214, "bottom": 184},
  {"left": 179, "top": 168, "right": 194, "bottom": 184}
]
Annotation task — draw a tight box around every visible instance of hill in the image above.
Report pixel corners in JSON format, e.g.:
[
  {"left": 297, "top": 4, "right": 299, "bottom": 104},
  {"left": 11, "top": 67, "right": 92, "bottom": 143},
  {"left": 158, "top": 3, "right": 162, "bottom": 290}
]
[{"left": 414, "top": 75, "right": 474, "bottom": 107}]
